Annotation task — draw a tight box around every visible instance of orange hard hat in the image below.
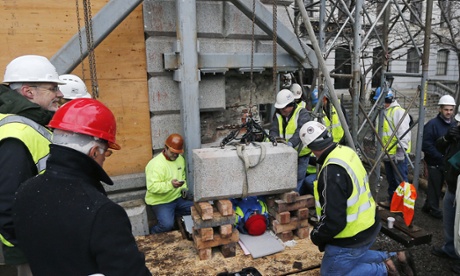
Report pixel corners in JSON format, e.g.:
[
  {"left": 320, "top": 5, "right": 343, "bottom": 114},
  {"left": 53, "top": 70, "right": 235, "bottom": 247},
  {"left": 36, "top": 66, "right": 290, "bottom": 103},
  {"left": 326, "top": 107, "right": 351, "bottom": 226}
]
[
  {"left": 165, "top": 133, "right": 184, "bottom": 154},
  {"left": 48, "top": 98, "right": 121, "bottom": 150}
]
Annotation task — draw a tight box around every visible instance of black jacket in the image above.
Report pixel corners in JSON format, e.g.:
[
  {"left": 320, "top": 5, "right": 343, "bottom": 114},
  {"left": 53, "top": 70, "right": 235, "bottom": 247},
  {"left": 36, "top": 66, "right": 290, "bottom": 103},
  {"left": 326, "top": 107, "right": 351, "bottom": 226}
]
[
  {"left": 13, "top": 145, "right": 151, "bottom": 276},
  {"left": 0, "top": 85, "right": 54, "bottom": 245},
  {"left": 422, "top": 113, "right": 456, "bottom": 166},
  {"left": 436, "top": 131, "right": 460, "bottom": 194}
]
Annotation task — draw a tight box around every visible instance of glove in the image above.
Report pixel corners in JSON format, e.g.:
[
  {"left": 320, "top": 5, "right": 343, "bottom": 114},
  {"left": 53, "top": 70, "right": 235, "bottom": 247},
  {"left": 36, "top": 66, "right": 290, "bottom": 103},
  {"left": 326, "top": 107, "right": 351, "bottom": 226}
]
[
  {"left": 275, "top": 137, "right": 287, "bottom": 144},
  {"left": 395, "top": 147, "right": 405, "bottom": 162},
  {"left": 446, "top": 126, "right": 460, "bottom": 141}
]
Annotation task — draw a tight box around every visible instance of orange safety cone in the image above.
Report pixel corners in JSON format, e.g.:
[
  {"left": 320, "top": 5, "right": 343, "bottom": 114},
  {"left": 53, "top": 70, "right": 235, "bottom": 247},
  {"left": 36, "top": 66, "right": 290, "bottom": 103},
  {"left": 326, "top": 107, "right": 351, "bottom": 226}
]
[{"left": 390, "top": 181, "right": 417, "bottom": 226}]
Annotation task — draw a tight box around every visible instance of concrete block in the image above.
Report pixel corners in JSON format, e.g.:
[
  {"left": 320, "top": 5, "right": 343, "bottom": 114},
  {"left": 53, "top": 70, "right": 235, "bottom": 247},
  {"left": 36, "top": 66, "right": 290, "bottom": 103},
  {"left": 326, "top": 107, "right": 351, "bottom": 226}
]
[
  {"left": 151, "top": 113, "right": 183, "bottom": 150},
  {"left": 148, "top": 75, "right": 225, "bottom": 113},
  {"left": 146, "top": 37, "right": 175, "bottom": 74},
  {"left": 193, "top": 143, "right": 297, "bottom": 201},
  {"left": 224, "top": 2, "right": 267, "bottom": 38},
  {"left": 118, "top": 199, "right": 149, "bottom": 236}
]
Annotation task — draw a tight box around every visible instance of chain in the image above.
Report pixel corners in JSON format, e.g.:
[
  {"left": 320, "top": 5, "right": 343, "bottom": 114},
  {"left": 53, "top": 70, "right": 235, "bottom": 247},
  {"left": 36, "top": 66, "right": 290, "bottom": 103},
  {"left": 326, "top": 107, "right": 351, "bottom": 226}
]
[
  {"left": 75, "top": 0, "right": 86, "bottom": 80},
  {"left": 272, "top": 0, "right": 278, "bottom": 95},
  {"left": 83, "top": 0, "right": 99, "bottom": 98},
  {"left": 284, "top": 4, "right": 313, "bottom": 67}
]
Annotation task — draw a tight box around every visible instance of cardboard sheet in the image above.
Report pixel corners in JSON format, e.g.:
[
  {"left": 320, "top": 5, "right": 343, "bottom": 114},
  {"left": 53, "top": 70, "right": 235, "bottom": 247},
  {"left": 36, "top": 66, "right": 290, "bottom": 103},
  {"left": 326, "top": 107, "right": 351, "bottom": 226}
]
[{"left": 238, "top": 231, "right": 285, "bottom": 258}]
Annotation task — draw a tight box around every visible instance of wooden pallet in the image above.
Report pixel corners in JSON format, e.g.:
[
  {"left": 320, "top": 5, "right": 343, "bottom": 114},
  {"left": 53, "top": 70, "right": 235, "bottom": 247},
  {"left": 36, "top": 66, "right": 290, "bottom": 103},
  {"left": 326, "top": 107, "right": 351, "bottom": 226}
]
[
  {"left": 267, "top": 192, "right": 315, "bottom": 241},
  {"left": 378, "top": 208, "right": 432, "bottom": 247},
  {"left": 191, "top": 200, "right": 238, "bottom": 260}
]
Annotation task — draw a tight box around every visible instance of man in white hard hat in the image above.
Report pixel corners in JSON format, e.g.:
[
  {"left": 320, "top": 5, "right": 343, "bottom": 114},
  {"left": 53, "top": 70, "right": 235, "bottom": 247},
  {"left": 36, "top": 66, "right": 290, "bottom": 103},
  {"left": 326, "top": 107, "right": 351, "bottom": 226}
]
[
  {"left": 299, "top": 121, "right": 415, "bottom": 275},
  {"left": 0, "top": 55, "right": 64, "bottom": 275},
  {"left": 269, "top": 89, "right": 311, "bottom": 193},
  {"left": 289, "top": 83, "right": 308, "bottom": 108},
  {"left": 422, "top": 95, "right": 456, "bottom": 219},
  {"left": 57, "top": 74, "right": 92, "bottom": 107}
]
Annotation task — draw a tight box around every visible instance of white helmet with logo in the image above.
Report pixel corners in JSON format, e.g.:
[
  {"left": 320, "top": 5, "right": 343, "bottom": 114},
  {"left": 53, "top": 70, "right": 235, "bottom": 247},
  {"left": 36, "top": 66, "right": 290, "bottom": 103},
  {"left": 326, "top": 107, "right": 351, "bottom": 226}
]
[
  {"left": 300, "top": 121, "right": 333, "bottom": 150},
  {"left": 290, "top": 83, "right": 302, "bottom": 99},
  {"left": 438, "top": 95, "right": 456, "bottom": 106},
  {"left": 58, "top": 74, "right": 91, "bottom": 100},
  {"left": 3, "top": 55, "right": 65, "bottom": 84},
  {"left": 275, "top": 89, "right": 295, "bottom": 109}
]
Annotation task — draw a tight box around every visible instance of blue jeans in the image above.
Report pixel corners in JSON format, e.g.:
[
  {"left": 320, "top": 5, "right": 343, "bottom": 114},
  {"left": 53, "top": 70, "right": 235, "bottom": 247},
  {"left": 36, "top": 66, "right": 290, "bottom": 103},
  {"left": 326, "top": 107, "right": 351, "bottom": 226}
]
[
  {"left": 299, "top": 174, "right": 316, "bottom": 195},
  {"left": 297, "top": 155, "right": 310, "bottom": 192},
  {"left": 441, "top": 190, "right": 460, "bottom": 259},
  {"left": 150, "top": 197, "right": 194, "bottom": 234},
  {"left": 384, "top": 157, "right": 408, "bottom": 201},
  {"left": 321, "top": 241, "right": 394, "bottom": 276}
]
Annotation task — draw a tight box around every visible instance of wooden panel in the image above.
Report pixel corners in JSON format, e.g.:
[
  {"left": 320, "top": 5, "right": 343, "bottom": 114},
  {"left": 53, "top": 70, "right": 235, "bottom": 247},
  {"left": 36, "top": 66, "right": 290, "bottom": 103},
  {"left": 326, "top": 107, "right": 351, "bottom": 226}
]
[{"left": 0, "top": 1, "right": 152, "bottom": 176}]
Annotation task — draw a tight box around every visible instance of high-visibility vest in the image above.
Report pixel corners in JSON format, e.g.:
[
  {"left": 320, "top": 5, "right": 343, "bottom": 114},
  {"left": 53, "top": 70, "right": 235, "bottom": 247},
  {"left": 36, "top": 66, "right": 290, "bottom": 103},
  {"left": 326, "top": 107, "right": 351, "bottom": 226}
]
[
  {"left": 313, "top": 145, "right": 376, "bottom": 238},
  {"left": 234, "top": 197, "right": 268, "bottom": 234},
  {"left": 382, "top": 106, "right": 411, "bottom": 155},
  {"left": 275, "top": 105, "right": 311, "bottom": 157},
  {"left": 390, "top": 182, "right": 417, "bottom": 226},
  {"left": 0, "top": 114, "right": 52, "bottom": 247},
  {"left": 322, "top": 104, "right": 344, "bottom": 143}
]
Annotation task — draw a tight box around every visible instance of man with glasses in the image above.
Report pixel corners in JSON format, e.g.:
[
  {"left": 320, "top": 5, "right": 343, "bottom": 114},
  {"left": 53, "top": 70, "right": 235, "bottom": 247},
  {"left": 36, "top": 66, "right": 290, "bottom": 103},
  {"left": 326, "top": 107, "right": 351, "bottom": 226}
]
[
  {"left": 145, "top": 133, "right": 194, "bottom": 234},
  {"left": 0, "top": 55, "right": 64, "bottom": 275},
  {"left": 269, "top": 89, "right": 312, "bottom": 193},
  {"left": 13, "top": 98, "right": 151, "bottom": 275}
]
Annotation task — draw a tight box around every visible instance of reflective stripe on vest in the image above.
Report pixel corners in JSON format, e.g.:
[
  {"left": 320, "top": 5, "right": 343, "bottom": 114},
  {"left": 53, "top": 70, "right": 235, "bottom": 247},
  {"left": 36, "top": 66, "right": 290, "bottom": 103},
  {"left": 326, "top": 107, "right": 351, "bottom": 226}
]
[
  {"left": 382, "top": 106, "right": 411, "bottom": 155},
  {"left": 275, "top": 105, "right": 311, "bottom": 156},
  {"left": 0, "top": 114, "right": 52, "bottom": 174},
  {"left": 313, "top": 145, "right": 376, "bottom": 238}
]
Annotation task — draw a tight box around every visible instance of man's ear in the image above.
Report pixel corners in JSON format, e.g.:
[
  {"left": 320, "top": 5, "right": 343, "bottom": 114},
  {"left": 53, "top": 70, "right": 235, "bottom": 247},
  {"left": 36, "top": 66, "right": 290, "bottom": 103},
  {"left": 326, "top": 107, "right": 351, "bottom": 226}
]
[
  {"left": 89, "top": 146, "right": 99, "bottom": 159},
  {"left": 20, "top": 85, "right": 34, "bottom": 99}
]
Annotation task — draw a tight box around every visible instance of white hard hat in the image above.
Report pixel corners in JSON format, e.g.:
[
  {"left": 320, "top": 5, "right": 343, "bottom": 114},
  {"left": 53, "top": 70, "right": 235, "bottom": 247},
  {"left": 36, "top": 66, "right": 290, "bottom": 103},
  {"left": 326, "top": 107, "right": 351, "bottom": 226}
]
[
  {"left": 290, "top": 83, "right": 302, "bottom": 99},
  {"left": 455, "top": 106, "right": 460, "bottom": 122},
  {"left": 58, "top": 74, "right": 91, "bottom": 100},
  {"left": 275, "top": 89, "right": 295, "bottom": 109},
  {"left": 300, "top": 121, "right": 333, "bottom": 150},
  {"left": 3, "top": 55, "right": 65, "bottom": 84},
  {"left": 438, "top": 95, "right": 456, "bottom": 106}
]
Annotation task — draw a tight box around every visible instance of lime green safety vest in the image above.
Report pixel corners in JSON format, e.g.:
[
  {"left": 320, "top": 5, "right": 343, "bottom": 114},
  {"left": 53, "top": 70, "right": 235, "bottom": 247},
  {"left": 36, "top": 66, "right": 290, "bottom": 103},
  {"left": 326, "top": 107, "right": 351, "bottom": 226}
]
[
  {"left": 275, "top": 105, "right": 311, "bottom": 157},
  {"left": 0, "top": 114, "right": 52, "bottom": 247},
  {"left": 322, "top": 104, "right": 344, "bottom": 143},
  {"left": 382, "top": 106, "right": 411, "bottom": 155},
  {"left": 313, "top": 145, "right": 376, "bottom": 238}
]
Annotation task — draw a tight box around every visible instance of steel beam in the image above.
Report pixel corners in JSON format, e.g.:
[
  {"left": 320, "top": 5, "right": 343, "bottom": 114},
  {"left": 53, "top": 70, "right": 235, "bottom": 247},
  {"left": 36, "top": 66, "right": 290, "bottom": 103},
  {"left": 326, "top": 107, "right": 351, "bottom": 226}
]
[
  {"left": 50, "top": 0, "right": 143, "bottom": 74},
  {"left": 229, "top": 0, "right": 317, "bottom": 68}
]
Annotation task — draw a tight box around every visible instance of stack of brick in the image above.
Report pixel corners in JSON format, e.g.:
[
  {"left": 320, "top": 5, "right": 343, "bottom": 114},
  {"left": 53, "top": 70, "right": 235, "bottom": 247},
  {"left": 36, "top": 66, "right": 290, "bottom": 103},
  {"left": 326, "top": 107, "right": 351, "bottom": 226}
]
[
  {"left": 267, "top": 192, "right": 315, "bottom": 241},
  {"left": 191, "top": 199, "right": 239, "bottom": 260}
]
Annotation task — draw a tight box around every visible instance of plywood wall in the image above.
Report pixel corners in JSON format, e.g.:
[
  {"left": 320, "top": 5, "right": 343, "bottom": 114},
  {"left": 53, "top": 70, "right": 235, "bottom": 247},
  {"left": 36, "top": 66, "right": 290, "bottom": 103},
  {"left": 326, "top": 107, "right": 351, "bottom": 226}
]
[{"left": 0, "top": 0, "right": 152, "bottom": 176}]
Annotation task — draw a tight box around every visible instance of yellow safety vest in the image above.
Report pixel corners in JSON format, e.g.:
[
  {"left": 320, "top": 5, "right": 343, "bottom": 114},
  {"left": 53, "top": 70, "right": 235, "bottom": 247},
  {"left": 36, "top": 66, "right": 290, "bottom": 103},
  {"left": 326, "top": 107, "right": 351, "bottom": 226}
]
[
  {"left": 275, "top": 105, "right": 311, "bottom": 157},
  {"left": 382, "top": 106, "right": 411, "bottom": 155},
  {"left": 0, "top": 114, "right": 52, "bottom": 247},
  {"left": 322, "top": 104, "right": 344, "bottom": 143},
  {"left": 313, "top": 145, "right": 376, "bottom": 238}
]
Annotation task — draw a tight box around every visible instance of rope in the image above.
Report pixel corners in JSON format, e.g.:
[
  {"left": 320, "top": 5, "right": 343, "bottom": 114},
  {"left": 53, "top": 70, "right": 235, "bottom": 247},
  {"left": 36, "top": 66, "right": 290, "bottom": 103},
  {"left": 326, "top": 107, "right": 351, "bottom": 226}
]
[
  {"left": 75, "top": 0, "right": 85, "bottom": 80},
  {"left": 272, "top": 0, "right": 278, "bottom": 95}
]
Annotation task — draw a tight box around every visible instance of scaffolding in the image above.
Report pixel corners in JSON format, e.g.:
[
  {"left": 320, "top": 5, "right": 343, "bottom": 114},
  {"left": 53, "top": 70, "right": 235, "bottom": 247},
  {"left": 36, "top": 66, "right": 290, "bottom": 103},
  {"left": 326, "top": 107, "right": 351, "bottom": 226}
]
[{"left": 292, "top": 0, "right": 436, "bottom": 195}]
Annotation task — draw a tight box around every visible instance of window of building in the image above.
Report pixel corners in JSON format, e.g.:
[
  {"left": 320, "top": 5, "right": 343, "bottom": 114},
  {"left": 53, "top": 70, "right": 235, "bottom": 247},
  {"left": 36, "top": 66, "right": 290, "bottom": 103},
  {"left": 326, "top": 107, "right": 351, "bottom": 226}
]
[
  {"left": 406, "top": 48, "right": 420, "bottom": 73},
  {"left": 436, "top": 49, "right": 449, "bottom": 75}
]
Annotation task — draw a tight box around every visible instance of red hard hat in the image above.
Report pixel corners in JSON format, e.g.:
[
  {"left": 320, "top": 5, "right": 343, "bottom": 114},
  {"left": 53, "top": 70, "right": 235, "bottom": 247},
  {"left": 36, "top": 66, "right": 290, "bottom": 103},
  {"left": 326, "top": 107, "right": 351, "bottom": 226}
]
[
  {"left": 245, "top": 214, "right": 267, "bottom": 236},
  {"left": 165, "top": 133, "right": 184, "bottom": 154},
  {"left": 48, "top": 98, "right": 121, "bottom": 150}
]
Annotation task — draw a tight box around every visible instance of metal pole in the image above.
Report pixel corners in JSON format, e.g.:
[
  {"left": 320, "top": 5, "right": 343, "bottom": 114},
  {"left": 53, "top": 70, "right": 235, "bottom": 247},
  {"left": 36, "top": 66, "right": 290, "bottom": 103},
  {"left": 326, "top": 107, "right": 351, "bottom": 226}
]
[
  {"left": 351, "top": 0, "right": 364, "bottom": 143},
  {"left": 413, "top": 0, "right": 434, "bottom": 189},
  {"left": 175, "top": 0, "right": 201, "bottom": 197}
]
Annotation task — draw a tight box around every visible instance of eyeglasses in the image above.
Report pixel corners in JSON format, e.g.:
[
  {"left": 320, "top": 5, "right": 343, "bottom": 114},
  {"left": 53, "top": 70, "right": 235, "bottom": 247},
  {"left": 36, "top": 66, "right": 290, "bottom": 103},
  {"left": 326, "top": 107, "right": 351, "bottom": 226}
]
[{"left": 29, "top": 85, "right": 60, "bottom": 93}]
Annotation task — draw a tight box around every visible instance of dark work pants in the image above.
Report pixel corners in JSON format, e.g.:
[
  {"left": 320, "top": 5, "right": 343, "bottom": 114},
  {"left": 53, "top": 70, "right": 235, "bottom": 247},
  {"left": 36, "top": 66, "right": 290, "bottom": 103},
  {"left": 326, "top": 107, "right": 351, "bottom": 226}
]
[{"left": 425, "top": 165, "right": 444, "bottom": 212}]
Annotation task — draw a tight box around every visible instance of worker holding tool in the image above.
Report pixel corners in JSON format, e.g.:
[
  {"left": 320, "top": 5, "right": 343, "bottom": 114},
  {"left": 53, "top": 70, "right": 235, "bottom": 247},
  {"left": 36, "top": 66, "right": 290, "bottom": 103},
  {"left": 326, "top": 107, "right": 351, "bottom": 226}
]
[
  {"left": 13, "top": 98, "right": 151, "bottom": 275},
  {"left": 269, "top": 89, "right": 312, "bottom": 192},
  {"left": 145, "top": 133, "right": 194, "bottom": 234},
  {"left": 0, "top": 55, "right": 64, "bottom": 276},
  {"left": 422, "top": 95, "right": 456, "bottom": 219},
  {"left": 375, "top": 88, "right": 411, "bottom": 209},
  {"left": 232, "top": 196, "right": 269, "bottom": 236},
  {"left": 431, "top": 108, "right": 460, "bottom": 272},
  {"left": 57, "top": 74, "right": 92, "bottom": 107},
  {"left": 300, "top": 121, "right": 415, "bottom": 275}
]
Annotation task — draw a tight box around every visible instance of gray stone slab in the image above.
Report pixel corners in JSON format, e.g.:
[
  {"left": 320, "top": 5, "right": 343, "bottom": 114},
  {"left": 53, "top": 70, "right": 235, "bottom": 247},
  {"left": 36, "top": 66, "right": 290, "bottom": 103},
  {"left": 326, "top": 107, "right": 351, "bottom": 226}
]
[
  {"left": 199, "top": 75, "right": 226, "bottom": 111},
  {"left": 199, "top": 38, "right": 253, "bottom": 54},
  {"left": 151, "top": 113, "right": 183, "bottom": 150},
  {"left": 193, "top": 142, "right": 297, "bottom": 201},
  {"left": 224, "top": 2, "right": 267, "bottom": 38},
  {"left": 107, "top": 173, "right": 146, "bottom": 193},
  {"left": 118, "top": 199, "right": 150, "bottom": 236},
  {"left": 146, "top": 37, "right": 174, "bottom": 74}
]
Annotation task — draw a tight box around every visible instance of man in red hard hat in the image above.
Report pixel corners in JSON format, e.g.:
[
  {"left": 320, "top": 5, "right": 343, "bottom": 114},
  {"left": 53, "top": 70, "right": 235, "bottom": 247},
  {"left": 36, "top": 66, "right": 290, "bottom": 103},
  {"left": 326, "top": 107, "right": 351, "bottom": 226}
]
[
  {"left": 145, "top": 133, "right": 194, "bottom": 234},
  {"left": 232, "top": 196, "right": 268, "bottom": 236},
  {"left": 13, "top": 98, "right": 151, "bottom": 275}
]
